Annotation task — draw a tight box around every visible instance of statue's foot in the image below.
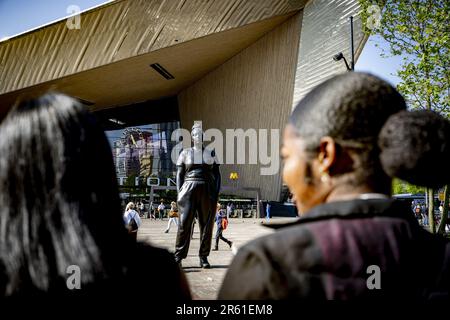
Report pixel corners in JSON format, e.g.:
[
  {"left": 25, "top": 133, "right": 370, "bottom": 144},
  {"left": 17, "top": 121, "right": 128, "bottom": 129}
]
[{"left": 199, "top": 256, "right": 211, "bottom": 269}]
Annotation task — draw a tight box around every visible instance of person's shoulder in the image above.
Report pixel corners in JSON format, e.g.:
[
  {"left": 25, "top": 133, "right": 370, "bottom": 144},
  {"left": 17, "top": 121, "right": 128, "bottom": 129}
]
[
  {"left": 265, "top": 222, "right": 313, "bottom": 243},
  {"left": 220, "top": 223, "right": 321, "bottom": 299},
  {"left": 238, "top": 223, "right": 316, "bottom": 265},
  {"left": 179, "top": 148, "right": 190, "bottom": 155},
  {"left": 177, "top": 148, "right": 191, "bottom": 164}
]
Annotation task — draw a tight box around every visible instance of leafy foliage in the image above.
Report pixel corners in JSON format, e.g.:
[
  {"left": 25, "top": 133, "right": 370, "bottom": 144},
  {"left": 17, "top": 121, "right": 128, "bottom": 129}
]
[
  {"left": 359, "top": 0, "right": 450, "bottom": 114},
  {"left": 392, "top": 179, "right": 425, "bottom": 195},
  {"left": 359, "top": 0, "right": 450, "bottom": 233}
]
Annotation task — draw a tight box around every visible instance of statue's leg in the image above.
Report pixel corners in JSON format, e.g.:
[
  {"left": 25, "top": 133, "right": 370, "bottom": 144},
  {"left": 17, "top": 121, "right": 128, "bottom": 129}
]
[
  {"left": 174, "top": 182, "right": 196, "bottom": 261},
  {"left": 198, "top": 184, "right": 216, "bottom": 258}
]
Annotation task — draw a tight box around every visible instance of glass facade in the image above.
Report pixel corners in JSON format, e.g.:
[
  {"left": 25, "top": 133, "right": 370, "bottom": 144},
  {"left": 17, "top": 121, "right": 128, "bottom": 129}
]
[{"left": 105, "top": 121, "right": 180, "bottom": 199}]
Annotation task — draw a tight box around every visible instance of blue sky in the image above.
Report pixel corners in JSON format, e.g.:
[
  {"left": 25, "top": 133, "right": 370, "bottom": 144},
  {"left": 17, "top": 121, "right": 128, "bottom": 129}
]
[
  {"left": 356, "top": 35, "right": 402, "bottom": 86},
  {"left": 0, "top": 0, "right": 110, "bottom": 38},
  {"left": 0, "top": 0, "right": 401, "bottom": 86}
]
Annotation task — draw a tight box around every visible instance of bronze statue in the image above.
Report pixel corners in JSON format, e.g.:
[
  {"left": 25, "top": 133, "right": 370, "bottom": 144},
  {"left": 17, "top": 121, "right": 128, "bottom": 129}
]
[{"left": 174, "top": 123, "right": 221, "bottom": 268}]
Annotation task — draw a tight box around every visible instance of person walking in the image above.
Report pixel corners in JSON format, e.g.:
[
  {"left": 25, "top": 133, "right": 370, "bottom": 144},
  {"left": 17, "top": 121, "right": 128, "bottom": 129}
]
[
  {"left": 422, "top": 204, "right": 429, "bottom": 226},
  {"left": 266, "top": 202, "right": 271, "bottom": 222},
  {"left": 149, "top": 201, "right": 156, "bottom": 220},
  {"left": 212, "top": 203, "right": 232, "bottom": 251},
  {"left": 139, "top": 201, "right": 145, "bottom": 218},
  {"left": 226, "top": 203, "right": 232, "bottom": 219},
  {"left": 158, "top": 201, "right": 165, "bottom": 220},
  {"left": 165, "top": 201, "right": 179, "bottom": 233},
  {"left": 414, "top": 203, "right": 422, "bottom": 225},
  {"left": 124, "top": 202, "right": 142, "bottom": 241}
]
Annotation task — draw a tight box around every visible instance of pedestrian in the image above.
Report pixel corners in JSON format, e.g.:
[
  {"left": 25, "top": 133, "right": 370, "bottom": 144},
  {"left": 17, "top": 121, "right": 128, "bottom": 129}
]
[
  {"left": 266, "top": 202, "right": 271, "bottom": 222},
  {"left": 212, "top": 203, "right": 233, "bottom": 251},
  {"left": 149, "top": 201, "right": 156, "bottom": 220},
  {"left": 422, "top": 205, "right": 429, "bottom": 226},
  {"left": 219, "top": 72, "right": 450, "bottom": 299},
  {"left": 226, "top": 203, "right": 232, "bottom": 219},
  {"left": 0, "top": 93, "right": 191, "bottom": 301},
  {"left": 165, "top": 201, "right": 179, "bottom": 233},
  {"left": 414, "top": 203, "right": 422, "bottom": 224},
  {"left": 139, "top": 201, "right": 145, "bottom": 217},
  {"left": 124, "top": 202, "right": 142, "bottom": 241},
  {"left": 158, "top": 201, "right": 165, "bottom": 220}
]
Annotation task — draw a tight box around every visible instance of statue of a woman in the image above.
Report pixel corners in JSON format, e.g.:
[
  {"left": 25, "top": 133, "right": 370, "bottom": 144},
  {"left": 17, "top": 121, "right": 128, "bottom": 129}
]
[{"left": 174, "top": 123, "right": 221, "bottom": 268}]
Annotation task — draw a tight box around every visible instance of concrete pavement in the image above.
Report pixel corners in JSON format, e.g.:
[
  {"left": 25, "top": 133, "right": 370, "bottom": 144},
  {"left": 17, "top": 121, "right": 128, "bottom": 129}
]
[{"left": 137, "top": 218, "right": 293, "bottom": 299}]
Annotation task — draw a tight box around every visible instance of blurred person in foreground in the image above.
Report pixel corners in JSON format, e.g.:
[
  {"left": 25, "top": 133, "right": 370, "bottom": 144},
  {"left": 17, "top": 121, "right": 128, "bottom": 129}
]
[
  {"left": 0, "top": 93, "right": 190, "bottom": 301},
  {"left": 219, "top": 72, "right": 450, "bottom": 300}
]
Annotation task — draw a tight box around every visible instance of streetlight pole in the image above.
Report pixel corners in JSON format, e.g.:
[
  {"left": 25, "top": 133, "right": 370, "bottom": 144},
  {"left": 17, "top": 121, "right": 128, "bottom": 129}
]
[
  {"left": 332, "top": 16, "right": 355, "bottom": 71},
  {"left": 350, "top": 15, "right": 355, "bottom": 71}
]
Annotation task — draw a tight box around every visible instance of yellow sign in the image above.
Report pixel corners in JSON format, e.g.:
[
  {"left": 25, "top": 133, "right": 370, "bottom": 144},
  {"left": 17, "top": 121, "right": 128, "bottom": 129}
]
[{"left": 229, "top": 172, "right": 239, "bottom": 180}]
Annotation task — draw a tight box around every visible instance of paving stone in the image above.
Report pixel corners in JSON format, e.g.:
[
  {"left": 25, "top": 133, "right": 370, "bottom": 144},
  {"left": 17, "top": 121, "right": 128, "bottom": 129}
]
[{"left": 137, "top": 218, "right": 293, "bottom": 299}]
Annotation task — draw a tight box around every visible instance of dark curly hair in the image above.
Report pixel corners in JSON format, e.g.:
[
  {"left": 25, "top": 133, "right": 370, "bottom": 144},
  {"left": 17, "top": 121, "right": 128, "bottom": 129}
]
[
  {"left": 289, "top": 72, "right": 450, "bottom": 189},
  {"left": 379, "top": 110, "right": 450, "bottom": 188}
]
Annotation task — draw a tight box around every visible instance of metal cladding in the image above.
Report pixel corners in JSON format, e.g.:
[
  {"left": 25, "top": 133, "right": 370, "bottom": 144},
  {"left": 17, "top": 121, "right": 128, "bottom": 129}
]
[
  {"left": 0, "top": 0, "right": 306, "bottom": 95},
  {"left": 0, "top": 0, "right": 367, "bottom": 201},
  {"left": 178, "top": 13, "right": 303, "bottom": 201},
  {"left": 292, "top": 0, "right": 367, "bottom": 108}
]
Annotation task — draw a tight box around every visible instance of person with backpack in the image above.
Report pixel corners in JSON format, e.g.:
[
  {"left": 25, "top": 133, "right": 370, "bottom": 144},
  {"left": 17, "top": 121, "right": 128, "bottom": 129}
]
[
  {"left": 124, "top": 202, "right": 142, "bottom": 241},
  {"left": 212, "top": 203, "right": 232, "bottom": 251}
]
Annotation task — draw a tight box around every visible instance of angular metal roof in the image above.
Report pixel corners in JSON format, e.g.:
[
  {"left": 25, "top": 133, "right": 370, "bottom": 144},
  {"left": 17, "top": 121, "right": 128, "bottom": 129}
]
[{"left": 0, "top": 0, "right": 306, "bottom": 98}]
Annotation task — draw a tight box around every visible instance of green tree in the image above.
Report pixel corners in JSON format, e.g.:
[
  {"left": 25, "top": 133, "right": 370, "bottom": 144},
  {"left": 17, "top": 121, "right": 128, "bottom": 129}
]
[
  {"left": 359, "top": 0, "right": 450, "bottom": 233},
  {"left": 392, "top": 179, "right": 425, "bottom": 195}
]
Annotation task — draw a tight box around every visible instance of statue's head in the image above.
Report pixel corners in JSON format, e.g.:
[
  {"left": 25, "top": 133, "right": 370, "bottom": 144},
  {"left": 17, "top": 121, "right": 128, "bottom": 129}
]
[{"left": 191, "top": 122, "right": 203, "bottom": 145}]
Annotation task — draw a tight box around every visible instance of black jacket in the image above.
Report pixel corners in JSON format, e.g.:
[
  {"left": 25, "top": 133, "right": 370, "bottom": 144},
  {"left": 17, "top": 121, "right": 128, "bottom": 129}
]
[{"left": 218, "top": 199, "right": 450, "bottom": 300}]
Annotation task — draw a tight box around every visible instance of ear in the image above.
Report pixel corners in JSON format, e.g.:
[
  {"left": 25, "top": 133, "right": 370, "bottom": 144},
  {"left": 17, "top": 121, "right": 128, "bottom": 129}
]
[{"left": 317, "top": 136, "right": 337, "bottom": 173}]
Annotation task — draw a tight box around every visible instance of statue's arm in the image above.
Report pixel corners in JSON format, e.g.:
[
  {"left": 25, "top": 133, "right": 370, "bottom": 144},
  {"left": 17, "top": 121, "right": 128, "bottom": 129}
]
[
  {"left": 176, "top": 150, "right": 186, "bottom": 194},
  {"left": 177, "top": 165, "right": 185, "bottom": 194},
  {"left": 213, "top": 161, "right": 221, "bottom": 199}
]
